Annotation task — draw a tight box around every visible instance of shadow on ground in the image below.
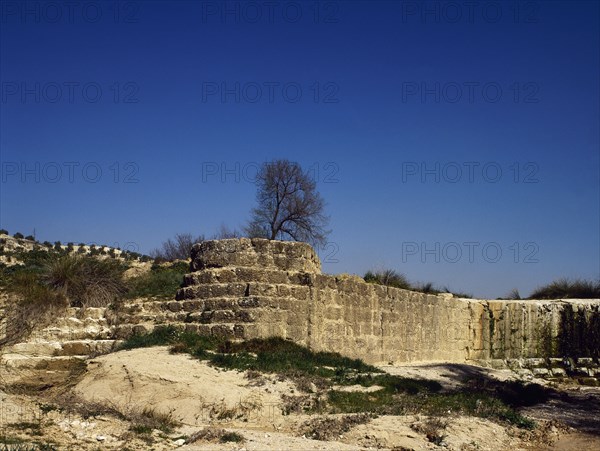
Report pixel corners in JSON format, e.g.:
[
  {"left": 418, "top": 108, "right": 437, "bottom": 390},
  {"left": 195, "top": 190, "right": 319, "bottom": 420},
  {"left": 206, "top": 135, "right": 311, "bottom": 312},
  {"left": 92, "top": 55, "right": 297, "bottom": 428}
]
[{"left": 411, "top": 363, "right": 600, "bottom": 435}]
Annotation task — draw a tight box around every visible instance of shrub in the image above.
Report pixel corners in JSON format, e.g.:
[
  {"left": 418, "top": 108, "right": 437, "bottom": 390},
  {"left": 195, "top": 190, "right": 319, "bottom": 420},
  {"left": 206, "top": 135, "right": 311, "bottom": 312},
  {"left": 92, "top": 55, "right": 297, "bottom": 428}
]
[
  {"left": 415, "top": 282, "right": 440, "bottom": 294},
  {"left": 43, "top": 241, "right": 52, "bottom": 247},
  {"left": 364, "top": 269, "right": 410, "bottom": 289},
  {"left": 529, "top": 278, "right": 600, "bottom": 299},
  {"left": 505, "top": 288, "right": 521, "bottom": 300},
  {"left": 13, "top": 232, "right": 24, "bottom": 239},
  {"left": 42, "top": 254, "right": 127, "bottom": 307},
  {"left": 125, "top": 261, "right": 188, "bottom": 299},
  {"left": 25, "top": 235, "right": 35, "bottom": 241},
  {"left": 0, "top": 229, "right": 8, "bottom": 235}
]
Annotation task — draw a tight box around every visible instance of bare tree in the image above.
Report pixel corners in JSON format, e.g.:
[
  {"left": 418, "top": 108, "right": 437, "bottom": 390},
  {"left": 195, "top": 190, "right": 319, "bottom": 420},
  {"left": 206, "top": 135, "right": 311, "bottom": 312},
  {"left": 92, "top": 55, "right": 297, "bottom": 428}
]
[
  {"left": 245, "top": 160, "right": 330, "bottom": 247},
  {"left": 150, "top": 233, "right": 204, "bottom": 261},
  {"left": 212, "top": 223, "right": 242, "bottom": 239}
]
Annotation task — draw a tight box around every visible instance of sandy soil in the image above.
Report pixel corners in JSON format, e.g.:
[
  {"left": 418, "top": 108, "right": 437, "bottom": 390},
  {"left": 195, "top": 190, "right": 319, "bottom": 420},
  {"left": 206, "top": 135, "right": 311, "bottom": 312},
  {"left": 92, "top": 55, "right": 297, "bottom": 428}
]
[{"left": 1, "top": 349, "right": 599, "bottom": 450}]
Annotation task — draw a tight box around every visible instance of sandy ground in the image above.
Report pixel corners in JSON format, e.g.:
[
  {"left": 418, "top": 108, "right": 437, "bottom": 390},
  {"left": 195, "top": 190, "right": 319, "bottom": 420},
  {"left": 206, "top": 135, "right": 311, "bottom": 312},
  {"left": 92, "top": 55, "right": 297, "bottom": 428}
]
[{"left": 1, "top": 348, "right": 599, "bottom": 450}]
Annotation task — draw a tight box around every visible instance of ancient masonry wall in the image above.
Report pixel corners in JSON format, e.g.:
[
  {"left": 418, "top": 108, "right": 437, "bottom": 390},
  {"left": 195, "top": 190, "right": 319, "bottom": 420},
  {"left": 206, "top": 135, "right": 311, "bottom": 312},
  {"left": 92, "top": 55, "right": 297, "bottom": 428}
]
[{"left": 174, "top": 239, "right": 600, "bottom": 366}]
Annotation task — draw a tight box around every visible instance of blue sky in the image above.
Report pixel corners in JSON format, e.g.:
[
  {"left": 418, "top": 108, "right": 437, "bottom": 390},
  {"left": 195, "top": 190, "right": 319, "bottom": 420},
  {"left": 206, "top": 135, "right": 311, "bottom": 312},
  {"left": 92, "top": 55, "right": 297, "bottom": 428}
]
[{"left": 1, "top": 0, "right": 598, "bottom": 298}]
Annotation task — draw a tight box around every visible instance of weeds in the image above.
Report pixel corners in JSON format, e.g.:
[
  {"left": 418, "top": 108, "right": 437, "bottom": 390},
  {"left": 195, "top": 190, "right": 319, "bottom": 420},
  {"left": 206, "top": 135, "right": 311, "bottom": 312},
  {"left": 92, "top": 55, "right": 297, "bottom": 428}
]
[
  {"left": 52, "top": 394, "right": 179, "bottom": 434},
  {"left": 411, "top": 418, "right": 447, "bottom": 445},
  {"left": 301, "top": 413, "right": 372, "bottom": 440},
  {"left": 185, "top": 427, "right": 245, "bottom": 445},
  {"left": 125, "top": 262, "right": 188, "bottom": 299}
]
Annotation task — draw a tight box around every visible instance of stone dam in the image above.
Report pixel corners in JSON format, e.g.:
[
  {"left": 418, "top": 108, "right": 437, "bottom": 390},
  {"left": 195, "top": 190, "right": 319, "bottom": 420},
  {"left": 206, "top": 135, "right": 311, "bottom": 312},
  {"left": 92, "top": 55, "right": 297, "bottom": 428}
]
[{"left": 170, "top": 239, "right": 600, "bottom": 367}]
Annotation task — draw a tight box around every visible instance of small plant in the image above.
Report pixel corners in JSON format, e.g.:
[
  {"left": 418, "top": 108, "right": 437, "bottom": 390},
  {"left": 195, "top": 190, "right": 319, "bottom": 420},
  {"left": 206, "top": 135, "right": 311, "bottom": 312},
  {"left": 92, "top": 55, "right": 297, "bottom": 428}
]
[
  {"left": 506, "top": 288, "right": 521, "bottom": 300},
  {"left": 130, "top": 424, "right": 152, "bottom": 434},
  {"left": 0, "top": 228, "right": 8, "bottom": 235},
  {"left": 220, "top": 432, "right": 245, "bottom": 443},
  {"left": 13, "top": 232, "right": 24, "bottom": 239},
  {"left": 301, "top": 414, "right": 372, "bottom": 441},
  {"left": 411, "top": 418, "right": 447, "bottom": 445},
  {"left": 25, "top": 235, "right": 35, "bottom": 241},
  {"left": 364, "top": 269, "right": 410, "bottom": 289}
]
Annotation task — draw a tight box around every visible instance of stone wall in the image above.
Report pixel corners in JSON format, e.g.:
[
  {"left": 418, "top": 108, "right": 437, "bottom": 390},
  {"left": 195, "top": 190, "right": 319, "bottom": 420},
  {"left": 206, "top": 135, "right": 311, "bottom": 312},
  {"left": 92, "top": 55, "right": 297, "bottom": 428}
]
[{"left": 175, "top": 238, "right": 600, "bottom": 366}]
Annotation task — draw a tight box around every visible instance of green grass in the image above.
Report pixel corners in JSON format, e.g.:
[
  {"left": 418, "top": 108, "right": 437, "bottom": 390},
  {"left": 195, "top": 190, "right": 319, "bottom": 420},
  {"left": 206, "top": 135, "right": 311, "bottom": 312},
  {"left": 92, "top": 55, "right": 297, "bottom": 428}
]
[
  {"left": 125, "top": 262, "right": 188, "bottom": 299},
  {"left": 327, "top": 390, "right": 534, "bottom": 429},
  {"left": 118, "top": 328, "right": 535, "bottom": 430},
  {"left": 119, "top": 329, "right": 380, "bottom": 377}
]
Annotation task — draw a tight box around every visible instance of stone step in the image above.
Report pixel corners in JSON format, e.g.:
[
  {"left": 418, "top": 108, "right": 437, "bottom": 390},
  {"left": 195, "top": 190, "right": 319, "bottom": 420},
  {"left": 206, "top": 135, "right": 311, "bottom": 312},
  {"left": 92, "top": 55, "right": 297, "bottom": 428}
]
[
  {"left": 120, "top": 294, "right": 300, "bottom": 317},
  {"left": 64, "top": 307, "right": 108, "bottom": 320},
  {"left": 182, "top": 267, "right": 313, "bottom": 286},
  {"left": 1, "top": 353, "right": 88, "bottom": 371},
  {"left": 31, "top": 323, "right": 114, "bottom": 341},
  {"left": 176, "top": 281, "right": 311, "bottom": 301},
  {"left": 113, "top": 321, "right": 256, "bottom": 340},
  {"left": 6, "top": 339, "right": 121, "bottom": 357}
]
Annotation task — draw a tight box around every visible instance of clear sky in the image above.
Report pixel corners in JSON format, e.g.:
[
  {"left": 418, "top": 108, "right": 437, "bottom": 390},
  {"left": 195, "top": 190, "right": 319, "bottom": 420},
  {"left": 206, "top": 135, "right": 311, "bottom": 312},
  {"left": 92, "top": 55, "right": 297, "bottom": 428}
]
[{"left": 1, "top": 0, "right": 598, "bottom": 299}]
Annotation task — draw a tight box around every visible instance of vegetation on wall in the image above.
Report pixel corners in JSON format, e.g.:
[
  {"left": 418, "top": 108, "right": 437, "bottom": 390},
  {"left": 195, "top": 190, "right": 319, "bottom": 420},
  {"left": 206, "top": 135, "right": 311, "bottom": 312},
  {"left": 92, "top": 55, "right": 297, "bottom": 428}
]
[
  {"left": 363, "top": 269, "right": 473, "bottom": 298},
  {"left": 529, "top": 278, "right": 600, "bottom": 300}
]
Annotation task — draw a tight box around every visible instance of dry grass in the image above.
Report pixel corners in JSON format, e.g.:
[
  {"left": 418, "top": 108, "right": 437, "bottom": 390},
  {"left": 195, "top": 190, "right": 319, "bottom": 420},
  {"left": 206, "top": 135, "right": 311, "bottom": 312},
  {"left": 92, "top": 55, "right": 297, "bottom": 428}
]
[
  {"left": 301, "top": 413, "right": 372, "bottom": 441},
  {"left": 186, "top": 427, "right": 245, "bottom": 444},
  {"left": 411, "top": 417, "right": 448, "bottom": 445}
]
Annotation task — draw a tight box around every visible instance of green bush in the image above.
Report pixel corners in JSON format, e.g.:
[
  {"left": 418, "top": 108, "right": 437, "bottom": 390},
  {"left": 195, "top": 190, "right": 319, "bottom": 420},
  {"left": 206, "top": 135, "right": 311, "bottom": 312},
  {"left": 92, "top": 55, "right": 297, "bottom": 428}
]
[
  {"left": 125, "top": 262, "right": 188, "bottom": 299},
  {"left": 529, "top": 278, "right": 600, "bottom": 299},
  {"left": 0, "top": 229, "right": 8, "bottom": 235},
  {"left": 25, "top": 235, "right": 35, "bottom": 241},
  {"left": 13, "top": 232, "right": 24, "bottom": 239},
  {"left": 42, "top": 254, "right": 127, "bottom": 307}
]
